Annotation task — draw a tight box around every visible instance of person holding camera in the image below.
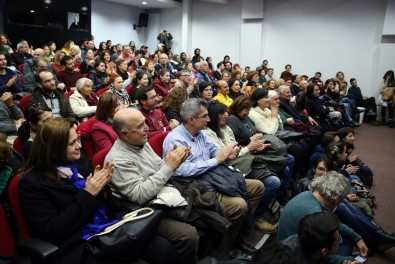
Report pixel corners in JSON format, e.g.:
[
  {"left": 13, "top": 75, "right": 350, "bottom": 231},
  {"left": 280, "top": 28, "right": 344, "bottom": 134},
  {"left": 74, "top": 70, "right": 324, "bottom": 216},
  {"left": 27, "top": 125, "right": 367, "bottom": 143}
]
[{"left": 157, "top": 30, "right": 173, "bottom": 53}]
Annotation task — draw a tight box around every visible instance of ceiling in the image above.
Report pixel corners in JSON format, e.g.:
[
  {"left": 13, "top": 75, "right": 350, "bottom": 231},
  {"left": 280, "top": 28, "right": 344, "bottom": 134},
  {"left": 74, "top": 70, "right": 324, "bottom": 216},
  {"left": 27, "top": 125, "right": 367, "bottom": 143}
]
[
  {"left": 101, "top": 0, "right": 182, "bottom": 9},
  {"left": 101, "top": 0, "right": 229, "bottom": 9}
]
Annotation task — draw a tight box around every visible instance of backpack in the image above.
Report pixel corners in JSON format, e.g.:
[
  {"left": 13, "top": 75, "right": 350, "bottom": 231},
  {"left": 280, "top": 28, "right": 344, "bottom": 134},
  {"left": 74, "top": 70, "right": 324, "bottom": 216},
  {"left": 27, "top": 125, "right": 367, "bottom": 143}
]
[{"left": 350, "top": 179, "right": 376, "bottom": 209}]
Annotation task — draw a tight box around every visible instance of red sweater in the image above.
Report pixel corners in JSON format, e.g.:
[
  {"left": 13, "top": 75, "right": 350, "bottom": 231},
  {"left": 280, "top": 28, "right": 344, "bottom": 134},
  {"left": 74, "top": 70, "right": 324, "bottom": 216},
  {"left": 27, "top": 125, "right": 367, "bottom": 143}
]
[{"left": 140, "top": 106, "right": 170, "bottom": 139}]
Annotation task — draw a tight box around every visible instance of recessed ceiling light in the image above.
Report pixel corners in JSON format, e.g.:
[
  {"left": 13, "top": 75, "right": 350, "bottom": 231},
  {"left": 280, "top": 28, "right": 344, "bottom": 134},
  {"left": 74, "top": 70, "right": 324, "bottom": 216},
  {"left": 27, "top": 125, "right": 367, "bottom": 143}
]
[
  {"left": 81, "top": 6, "right": 88, "bottom": 11},
  {"left": 30, "top": 10, "right": 35, "bottom": 13},
  {"left": 44, "top": 0, "right": 51, "bottom": 4},
  {"left": 142, "top": 1, "right": 147, "bottom": 4}
]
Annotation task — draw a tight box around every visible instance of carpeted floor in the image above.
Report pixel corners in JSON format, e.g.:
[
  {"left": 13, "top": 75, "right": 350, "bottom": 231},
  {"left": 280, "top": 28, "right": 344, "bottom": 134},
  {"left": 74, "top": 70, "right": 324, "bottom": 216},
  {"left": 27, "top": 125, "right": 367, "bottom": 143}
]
[
  {"left": 351, "top": 123, "right": 395, "bottom": 263},
  {"left": 248, "top": 122, "right": 395, "bottom": 263}
]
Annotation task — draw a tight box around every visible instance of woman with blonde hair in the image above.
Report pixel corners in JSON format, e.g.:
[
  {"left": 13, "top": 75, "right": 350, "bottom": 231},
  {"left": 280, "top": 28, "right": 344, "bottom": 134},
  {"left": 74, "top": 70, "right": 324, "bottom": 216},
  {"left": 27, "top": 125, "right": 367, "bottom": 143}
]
[
  {"left": 61, "top": 40, "right": 74, "bottom": 55},
  {"left": 51, "top": 50, "right": 66, "bottom": 74}
]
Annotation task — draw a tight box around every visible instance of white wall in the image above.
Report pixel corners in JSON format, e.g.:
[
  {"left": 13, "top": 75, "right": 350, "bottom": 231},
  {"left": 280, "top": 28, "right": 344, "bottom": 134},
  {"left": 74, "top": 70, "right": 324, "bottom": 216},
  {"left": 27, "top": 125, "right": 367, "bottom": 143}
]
[
  {"left": 91, "top": 0, "right": 142, "bottom": 46},
  {"left": 92, "top": 0, "right": 394, "bottom": 96}
]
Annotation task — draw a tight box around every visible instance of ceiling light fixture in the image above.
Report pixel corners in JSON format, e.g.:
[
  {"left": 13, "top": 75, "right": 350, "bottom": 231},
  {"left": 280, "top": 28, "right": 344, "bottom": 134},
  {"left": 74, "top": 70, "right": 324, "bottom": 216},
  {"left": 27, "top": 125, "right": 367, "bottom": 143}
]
[
  {"left": 142, "top": 2, "right": 147, "bottom": 4},
  {"left": 30, "top": 10, "right": 35, "bottom": 13}
]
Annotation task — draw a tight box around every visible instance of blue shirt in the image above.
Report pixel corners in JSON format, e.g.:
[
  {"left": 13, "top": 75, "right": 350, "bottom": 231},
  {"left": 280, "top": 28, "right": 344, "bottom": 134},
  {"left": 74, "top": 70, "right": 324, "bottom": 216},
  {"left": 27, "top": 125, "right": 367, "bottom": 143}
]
[{"left": 162, "top": 124, "right": 219, "bottom": 177}]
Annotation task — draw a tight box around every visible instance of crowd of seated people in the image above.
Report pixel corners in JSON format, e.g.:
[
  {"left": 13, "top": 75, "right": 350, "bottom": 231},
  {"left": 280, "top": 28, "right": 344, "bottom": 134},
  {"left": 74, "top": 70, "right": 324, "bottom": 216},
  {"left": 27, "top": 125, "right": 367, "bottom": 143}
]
[{"left": 1, "top": 33, "right": 395, "bottom": 263}]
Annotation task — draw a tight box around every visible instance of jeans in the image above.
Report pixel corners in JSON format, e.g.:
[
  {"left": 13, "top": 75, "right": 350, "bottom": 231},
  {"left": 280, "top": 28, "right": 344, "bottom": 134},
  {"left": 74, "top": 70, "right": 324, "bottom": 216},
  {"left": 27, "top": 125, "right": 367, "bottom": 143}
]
[
  {"left": 281, "top": 154, "right": 294, "bottom": 191},
  {"left": 254, "top": 175, "right": 281, "bottom": 218},
  {"left": 335, "top": 200, "right": 379, "bottom": 245}
]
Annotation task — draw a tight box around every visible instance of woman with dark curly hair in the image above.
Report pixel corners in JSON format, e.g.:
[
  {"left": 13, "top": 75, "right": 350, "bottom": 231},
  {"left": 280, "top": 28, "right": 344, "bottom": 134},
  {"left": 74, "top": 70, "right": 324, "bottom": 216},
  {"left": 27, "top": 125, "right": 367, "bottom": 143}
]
[{"left": 162, "top": 86, "right": 189, "bottom": 122}]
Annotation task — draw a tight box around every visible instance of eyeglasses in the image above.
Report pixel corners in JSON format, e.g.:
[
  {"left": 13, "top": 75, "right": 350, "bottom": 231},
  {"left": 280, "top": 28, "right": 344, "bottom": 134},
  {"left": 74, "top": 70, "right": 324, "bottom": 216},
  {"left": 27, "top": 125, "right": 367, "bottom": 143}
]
[
  {"left": 195, "top": 114, "right": 209, "bottom": 120},
  {"left": 68, "top": 136, "right": 81, "bottom": 147}
]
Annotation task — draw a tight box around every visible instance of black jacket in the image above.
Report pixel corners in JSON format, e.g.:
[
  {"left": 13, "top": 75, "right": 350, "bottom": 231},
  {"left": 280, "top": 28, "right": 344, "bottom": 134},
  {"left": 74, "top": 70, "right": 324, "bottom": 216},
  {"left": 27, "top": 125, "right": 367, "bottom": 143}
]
[
  {"left": 28, "top": 87, "right": 78, "bottom": 124},
  {"left": 19, "top": 169, "right": 105, "bottom": 264}
]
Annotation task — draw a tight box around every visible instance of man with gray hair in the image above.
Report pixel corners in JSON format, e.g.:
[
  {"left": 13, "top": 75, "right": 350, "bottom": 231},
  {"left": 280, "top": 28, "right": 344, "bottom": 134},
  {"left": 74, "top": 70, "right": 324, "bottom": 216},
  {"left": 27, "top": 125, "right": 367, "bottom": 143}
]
[
  {"left": 162, "top": 98, "right": 265, "bottom": 260},
  {"left": 10, "top": 41, "right": 32, "bottom": 67},
  {"left": 105, "top": 107, "right": 199, "bottom": 264},
  {"left": 278, "top": 171, "right": 368, "bottom": 263},
  {"left": 173, "top": 69, "right": 198, "bottom": 95}
]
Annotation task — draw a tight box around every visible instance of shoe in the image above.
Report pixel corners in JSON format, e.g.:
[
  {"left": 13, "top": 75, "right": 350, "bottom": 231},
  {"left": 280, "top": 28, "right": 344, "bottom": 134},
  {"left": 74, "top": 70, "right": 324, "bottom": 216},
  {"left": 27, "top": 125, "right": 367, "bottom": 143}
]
[
  {"left": 388, "top": 119, "right": 394, "bottom": 128},
  {"left": 228, "top": 248, "right": 253, "bottom": 261},
  {"left": 374, "top": 230, "right": 395, "bottom": 252},
  {"left": 255, "top": 218, "right": 276, "bottom": 233},
  {"left": 236, "top": 240, "right": 257, "bottom": 254},
  {"left": 355, "top": 108, "right": 365, "bottom": 113},
  {"left": 348, "top": 121, "right": 359, "bottom": 128},
  {"left": 367, "top": 110, "right": 377, "bottom": 116},
  {"left": 276, "top": 195, "right": 290, "bottom": 206}
]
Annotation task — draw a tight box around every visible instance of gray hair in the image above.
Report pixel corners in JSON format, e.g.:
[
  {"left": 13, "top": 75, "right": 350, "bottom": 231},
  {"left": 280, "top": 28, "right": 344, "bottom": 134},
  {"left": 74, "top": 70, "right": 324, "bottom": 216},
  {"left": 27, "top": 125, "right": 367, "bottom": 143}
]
[
  {"left": 33, "top": 57, "right": 47, "bottom": 67},
  {"left": 180, "top": 98, "right": 207, "bottom": 123},
  {"left": 309, "top": 171, "right": 350, "bottom": 202},
  {"left": 112, "top": 114, "right": 128, "bottom": 136},
  {"left": 17, "top": 41, "right": 26, "bottom": 50},
  {"left": 76, "top": 78, "right": 93, "bottom": 91},
  {"left": 277, "top": 85, "right": 289, "bottom": 94},
  {"left": 268, "top": 90, "right": 278, "bottom": 101}
]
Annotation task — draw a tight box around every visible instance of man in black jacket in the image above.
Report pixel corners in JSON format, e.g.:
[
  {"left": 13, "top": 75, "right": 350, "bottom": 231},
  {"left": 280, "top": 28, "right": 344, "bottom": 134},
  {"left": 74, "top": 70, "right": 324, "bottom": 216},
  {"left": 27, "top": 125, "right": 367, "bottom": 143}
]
[{"left": 28, "top": 70, "right": 78, "bottom": 124}]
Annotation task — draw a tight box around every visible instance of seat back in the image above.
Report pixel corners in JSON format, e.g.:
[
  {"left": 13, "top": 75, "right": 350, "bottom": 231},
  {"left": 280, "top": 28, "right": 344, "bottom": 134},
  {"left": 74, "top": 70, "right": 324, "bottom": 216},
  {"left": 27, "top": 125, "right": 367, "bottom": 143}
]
[
  {"left": 13, "top": 136, "right": 23, "bottom": 153},
  {"left": 64, "top": 90, "right": 74, "bottom": 99},
  {"left": 17, "top": 64, "right": 24, "bottom": 74},
  {"left": 92, "top": 146, "right": 112, "bottom": 168},
  {"left": 20, "top": 94, "right": 33, "bottom": 114},
  {"left": 8, "top": 174, "right": 30, "bottom": 240},
  {"left": 76, "top": 116, "right": 96, "bottom": 158},
  {"left": 96, "top": 86, "right": 110, "bottom": 97},
  {"left": 0, "top": 203, "right": 16, "bottom": 256},
  {"left": 148, "top": 131, "right": 170, "bottom": 157}
]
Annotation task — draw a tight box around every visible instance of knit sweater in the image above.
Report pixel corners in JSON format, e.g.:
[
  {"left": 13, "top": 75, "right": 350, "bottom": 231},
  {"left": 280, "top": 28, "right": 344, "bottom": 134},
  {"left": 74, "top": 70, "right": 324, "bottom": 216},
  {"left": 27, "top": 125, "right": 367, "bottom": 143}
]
[
  {"left": 248, "top": 106, "right": 279, "bottom": 135},
  {"left": 105, "top": 139, "right": 174, "bottom": 205}
]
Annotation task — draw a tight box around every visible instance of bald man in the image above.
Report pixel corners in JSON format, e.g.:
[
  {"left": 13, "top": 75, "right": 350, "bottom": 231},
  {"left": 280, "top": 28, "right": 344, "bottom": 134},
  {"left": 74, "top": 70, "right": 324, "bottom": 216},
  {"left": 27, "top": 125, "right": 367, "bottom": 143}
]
[
  {"left": 23, "top": 48, "right": 44, "bottom": 76},
  {"left": 105, "top": 108, "right": 199, "bottom": 264}
]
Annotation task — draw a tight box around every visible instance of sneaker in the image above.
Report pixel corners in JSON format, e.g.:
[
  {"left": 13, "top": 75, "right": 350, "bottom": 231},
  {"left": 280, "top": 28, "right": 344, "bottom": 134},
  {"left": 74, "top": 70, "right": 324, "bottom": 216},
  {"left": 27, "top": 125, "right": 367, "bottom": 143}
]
[{"left": 254, "top": 218, "right": 276, "bottom": 233}]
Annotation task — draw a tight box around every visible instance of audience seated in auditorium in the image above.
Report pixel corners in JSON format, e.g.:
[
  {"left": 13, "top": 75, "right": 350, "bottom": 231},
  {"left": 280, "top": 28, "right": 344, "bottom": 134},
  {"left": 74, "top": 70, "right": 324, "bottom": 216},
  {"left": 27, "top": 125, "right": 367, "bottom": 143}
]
[
  {"left": 18, "top": 104, "right": 52, "bottom": 159},
  {"left": 10, "top": 41, "right": 32, "bottom": 67},
  {"left": 163, "top": 98, "right": 265, "bottom": 260},
  {"left": 173, "top": 69, "right": 198, "bottom": 96},
  {"left": 69, "top": 78, "right": 98, "bottom": 122},
  {"left": 80, "top": 49, "right": 95, "bottom": 74},
  {"left": 154, "top": 53, "right": 176, "bottom": 80},
  {"left": 243, "top": 71, "right": 262, "bottom": 98},
  {"left": 22, "top": 48, "right": 44, "bottom": 76},
  {"left": 51, "top": 50, "right": 66, "bottom": 75},
  {"left": 0, "top": 52, "right": 24, "bottom": 97},
  {"left": 228, "top": 78, "right": 243, "bottom": 100},
  {"left": 108, "top": 73, "right": 132, "bottom": 107},
  {"left": 196, "top": 60, "right": 215, "bottom": 86},
  {"left": 205, "top": 101, "right": 278, "bottom": 233},
  {"left": 28, "top": 70, "right": 78, "bottom": 123},
  {"left": 278, "top": 171, "right": 368, "bottom": 263},
  {"left": 281, "top": 212, "right": 342, "bottom": 264},
  {"left": 91, "top": 93, "right": 119, "bottom": 152},
  {"left": 0, "top": 92, "right": 24, "bottom": 136},
  {"left": 152, "top": 69, "right": 173, "bottom": 100},
  {"left": 20, "top": 117, "right": 176, "bottom": 264},
  {"left": 138, "top": 86, "right": 178, "bottom": 138},
  {"left": 304, "top": 82, "right": 340, "bottom": 132},
  {"left": 347, "top": 78, "right": 377, "bottom": 118},
  {"left": 214, "top": 80, "right": 233, "bottom": 108},
  {"left": 88, "top": 60, "right": 109, "bottom": 93},
  {"left": 162, "top": 86, "right": 188, "bottom": 123},
  {"left": 56, "top": 55, "right": 83, "bottom": 91},
  {"left": 105, "top": 107, "right": 198, "bottom": 264}
]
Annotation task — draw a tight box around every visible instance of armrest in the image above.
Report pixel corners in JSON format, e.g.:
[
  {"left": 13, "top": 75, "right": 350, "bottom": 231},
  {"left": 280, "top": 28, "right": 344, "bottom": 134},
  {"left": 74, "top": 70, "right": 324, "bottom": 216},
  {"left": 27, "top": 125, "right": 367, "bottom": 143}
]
[{"left": 16, "top": 238, "right": 59, "bottom": 258}]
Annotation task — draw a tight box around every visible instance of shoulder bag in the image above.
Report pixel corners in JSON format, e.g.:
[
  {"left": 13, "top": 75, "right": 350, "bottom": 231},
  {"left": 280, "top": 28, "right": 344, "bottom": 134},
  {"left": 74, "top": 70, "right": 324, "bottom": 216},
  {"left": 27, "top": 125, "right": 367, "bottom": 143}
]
[{"left": 86, "top": 207, "right": 163, "bottom": 261}]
